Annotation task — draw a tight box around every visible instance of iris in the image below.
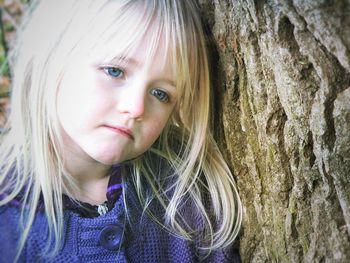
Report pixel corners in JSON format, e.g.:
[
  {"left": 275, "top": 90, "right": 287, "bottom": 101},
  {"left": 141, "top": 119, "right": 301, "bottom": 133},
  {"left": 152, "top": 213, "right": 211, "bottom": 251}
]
[
  {"left": 151, "top": 89, "right": 169, "bottom": 102},
  {"left": 104, "top": 67, "right": 124, "bottom": 78}
]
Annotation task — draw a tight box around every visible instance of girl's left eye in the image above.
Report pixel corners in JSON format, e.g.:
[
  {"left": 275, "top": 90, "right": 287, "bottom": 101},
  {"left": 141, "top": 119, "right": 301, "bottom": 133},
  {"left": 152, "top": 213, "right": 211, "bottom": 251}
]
[
  {"left": 150, "top": 89, "right": 169, "bottom": 102},
  {"left": 103, "top": 67, "right": 124, "bottom": 78}
]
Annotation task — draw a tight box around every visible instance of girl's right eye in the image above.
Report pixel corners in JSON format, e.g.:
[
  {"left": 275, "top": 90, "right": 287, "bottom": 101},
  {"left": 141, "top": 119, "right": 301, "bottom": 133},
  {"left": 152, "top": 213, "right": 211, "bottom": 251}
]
[{"left": 103, "top": 67, "right": 124, "bottom": 78}]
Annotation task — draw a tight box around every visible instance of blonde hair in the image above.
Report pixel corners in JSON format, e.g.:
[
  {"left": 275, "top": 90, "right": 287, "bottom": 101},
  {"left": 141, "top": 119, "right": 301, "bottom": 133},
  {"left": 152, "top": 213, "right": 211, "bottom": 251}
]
[{"left": 0, "top": 0, "right": 242, "bottom": 259}]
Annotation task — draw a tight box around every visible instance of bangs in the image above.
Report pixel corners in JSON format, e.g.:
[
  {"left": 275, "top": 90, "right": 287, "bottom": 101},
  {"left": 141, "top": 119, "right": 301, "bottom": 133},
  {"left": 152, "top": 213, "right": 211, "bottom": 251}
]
[
  {"left": 106, "top": 5, "right": 167, "bottom": 63},
  {"left": 80, "top": 1, "right": 176, "bottom": 78}
]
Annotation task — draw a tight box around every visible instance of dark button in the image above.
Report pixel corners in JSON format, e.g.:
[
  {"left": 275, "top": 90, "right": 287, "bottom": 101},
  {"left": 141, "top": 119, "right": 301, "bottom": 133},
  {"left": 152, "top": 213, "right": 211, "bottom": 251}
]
[{"left": 99, "top": 224, "right": 123, "bottom": 250}]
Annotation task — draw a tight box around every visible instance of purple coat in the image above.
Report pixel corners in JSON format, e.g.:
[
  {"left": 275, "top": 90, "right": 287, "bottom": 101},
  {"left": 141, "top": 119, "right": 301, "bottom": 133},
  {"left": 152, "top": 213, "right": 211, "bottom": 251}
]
[{"left": 0, "top": 180, "right": 241, "bottom": 262}]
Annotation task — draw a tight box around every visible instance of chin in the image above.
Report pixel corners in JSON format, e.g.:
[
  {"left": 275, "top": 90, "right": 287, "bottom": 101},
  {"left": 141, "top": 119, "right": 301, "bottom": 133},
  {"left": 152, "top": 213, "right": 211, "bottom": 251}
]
[
  {"left": 89, "top": 152, "right": 127, "bottom": 166},
  {"left": 97, "top": 157, "right": 125, "bottom": 166}
]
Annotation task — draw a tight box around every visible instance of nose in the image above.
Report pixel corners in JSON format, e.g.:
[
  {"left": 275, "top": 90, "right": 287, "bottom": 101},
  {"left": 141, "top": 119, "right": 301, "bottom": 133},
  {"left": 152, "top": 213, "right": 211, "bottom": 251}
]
[{"left": 116, "top": 84, "right": 146, "bottom": 120}]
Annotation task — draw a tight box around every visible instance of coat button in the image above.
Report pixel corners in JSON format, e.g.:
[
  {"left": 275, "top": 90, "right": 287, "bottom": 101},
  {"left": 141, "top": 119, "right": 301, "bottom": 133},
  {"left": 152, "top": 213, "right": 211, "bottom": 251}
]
[{"left": 99, "top": 224, "right": 123, "bottom": 250}]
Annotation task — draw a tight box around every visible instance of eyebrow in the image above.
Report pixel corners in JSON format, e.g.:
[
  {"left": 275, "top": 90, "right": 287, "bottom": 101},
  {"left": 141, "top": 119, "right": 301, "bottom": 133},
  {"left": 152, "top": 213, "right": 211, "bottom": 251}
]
[
  {"left": 154, "top": 77, "right": 176, "bottom": 88},
  {"left": 110, "top": 56, "right": 138, "bottom": 66},
  {"left": 108, "top": 55, "right": 176, "bottom": 87}
]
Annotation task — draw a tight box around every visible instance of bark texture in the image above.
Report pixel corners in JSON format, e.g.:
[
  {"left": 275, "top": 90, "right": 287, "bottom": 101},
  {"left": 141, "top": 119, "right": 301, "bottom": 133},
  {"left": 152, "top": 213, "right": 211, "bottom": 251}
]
[{"left": 199, "top": 0, "right": 350, "bottom": 262}]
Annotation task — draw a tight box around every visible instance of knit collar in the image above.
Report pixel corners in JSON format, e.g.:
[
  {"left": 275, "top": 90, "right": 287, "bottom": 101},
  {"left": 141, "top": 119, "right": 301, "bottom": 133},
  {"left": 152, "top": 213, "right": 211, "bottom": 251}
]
[{"left": 61, "top": 165, "right": 123, "bottom": 218}]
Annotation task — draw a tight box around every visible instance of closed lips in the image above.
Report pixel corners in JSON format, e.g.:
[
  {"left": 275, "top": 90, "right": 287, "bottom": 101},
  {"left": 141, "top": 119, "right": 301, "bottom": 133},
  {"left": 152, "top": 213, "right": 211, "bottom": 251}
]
[{"left": 104, "top": 125, "right": 134, "bottom": 140}]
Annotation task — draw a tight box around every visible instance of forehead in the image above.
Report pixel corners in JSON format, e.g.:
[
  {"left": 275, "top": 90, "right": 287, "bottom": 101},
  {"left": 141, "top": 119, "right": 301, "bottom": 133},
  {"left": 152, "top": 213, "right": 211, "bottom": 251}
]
[{"left": 98, "top": 33, "right": 172, "bottom": 67}]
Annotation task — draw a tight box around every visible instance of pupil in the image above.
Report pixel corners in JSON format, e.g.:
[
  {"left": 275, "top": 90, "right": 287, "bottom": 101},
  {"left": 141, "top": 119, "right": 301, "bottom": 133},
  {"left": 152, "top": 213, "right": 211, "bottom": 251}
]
[
  {"left": 109, "top": 68, "right": 120, "bottom": 77},
  {"left": 153, "top": 90, "right": 167, "bottom": 101}
]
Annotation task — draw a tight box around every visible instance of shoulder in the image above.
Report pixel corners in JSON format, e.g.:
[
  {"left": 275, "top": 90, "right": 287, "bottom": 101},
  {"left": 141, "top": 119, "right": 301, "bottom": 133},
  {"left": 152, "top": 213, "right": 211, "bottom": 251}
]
[
  {"left": 0, "top": 204, "right": 22, "bottom": 262},
  {"left": 0, "top": 196, "right": 47, "bottom": 262},
  {"left": 0, "top": 201, "right": 22, "bottom": 231},
  {"left": 123, "top": 177, "right": 242, "bottom": 262}
]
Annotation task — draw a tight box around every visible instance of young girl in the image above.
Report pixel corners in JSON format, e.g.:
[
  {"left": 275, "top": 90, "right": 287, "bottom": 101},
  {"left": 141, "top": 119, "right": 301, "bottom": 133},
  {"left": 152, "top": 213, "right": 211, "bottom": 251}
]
[{"left": 0, "top": 0, "right": 242, "bottom": 262}]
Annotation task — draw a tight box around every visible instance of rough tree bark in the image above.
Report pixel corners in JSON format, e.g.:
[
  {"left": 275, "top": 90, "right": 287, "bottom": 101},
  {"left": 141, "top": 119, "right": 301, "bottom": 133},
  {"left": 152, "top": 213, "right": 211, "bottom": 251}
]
[{"left": 199, "top": 0, "right": 350, "bottom": 262}]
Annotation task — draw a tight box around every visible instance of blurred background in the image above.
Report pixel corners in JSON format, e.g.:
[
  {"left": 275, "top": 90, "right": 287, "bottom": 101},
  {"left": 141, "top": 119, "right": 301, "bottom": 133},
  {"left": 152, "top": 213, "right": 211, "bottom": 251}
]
[{"left": 0, "top": 0, "right": 28, "bottom": 128}]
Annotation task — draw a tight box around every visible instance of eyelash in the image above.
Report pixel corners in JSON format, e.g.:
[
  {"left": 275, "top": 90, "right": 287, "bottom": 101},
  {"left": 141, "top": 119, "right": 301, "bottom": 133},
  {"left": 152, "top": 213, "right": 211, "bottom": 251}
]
[{"left": 101, "top": 66, "right": 171, "bottom": 103}]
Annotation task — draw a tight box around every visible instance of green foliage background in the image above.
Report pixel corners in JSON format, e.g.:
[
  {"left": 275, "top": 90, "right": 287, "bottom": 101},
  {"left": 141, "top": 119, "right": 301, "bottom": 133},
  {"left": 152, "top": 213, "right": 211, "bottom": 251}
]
[{"left": 0, "top": 0, "right": 28, "bottom": 127}]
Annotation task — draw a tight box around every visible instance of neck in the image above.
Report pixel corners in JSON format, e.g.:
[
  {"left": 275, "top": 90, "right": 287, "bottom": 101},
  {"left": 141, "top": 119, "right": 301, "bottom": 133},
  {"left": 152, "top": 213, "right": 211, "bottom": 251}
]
[{"left": 63, "top": 147, "right": 112, "bottom": 205}]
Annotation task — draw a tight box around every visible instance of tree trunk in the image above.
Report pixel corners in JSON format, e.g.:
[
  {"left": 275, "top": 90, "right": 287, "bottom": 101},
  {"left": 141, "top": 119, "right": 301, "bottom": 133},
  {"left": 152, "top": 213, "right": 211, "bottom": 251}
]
[{"left": 199, "top": 0, "right": 350, "bottom": 262}]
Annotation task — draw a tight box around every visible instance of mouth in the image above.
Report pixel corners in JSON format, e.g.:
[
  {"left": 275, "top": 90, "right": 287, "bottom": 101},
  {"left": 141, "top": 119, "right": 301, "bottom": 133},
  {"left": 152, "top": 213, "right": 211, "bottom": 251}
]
[{"left": 103, "top": 125, "right": 134, "bottom": 140}]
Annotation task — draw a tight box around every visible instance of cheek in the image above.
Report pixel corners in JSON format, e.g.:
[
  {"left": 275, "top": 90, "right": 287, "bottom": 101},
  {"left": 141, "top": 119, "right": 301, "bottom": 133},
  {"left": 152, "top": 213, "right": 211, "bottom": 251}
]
[
  {"left": 145, "top": 111, "right": 172, "bottom": 139},
  {"left": 57, "top": 67, "right": 109, "bottom": 129},
  {"left": 57, "top": 80, "right": 87, "bottom": 129}
]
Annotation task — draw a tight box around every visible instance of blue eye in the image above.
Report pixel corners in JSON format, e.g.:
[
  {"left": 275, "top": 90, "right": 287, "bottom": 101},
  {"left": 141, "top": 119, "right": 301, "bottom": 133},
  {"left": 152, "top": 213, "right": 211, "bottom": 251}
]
[
  {"left": 103, "top": 67, "right": 124, "bottom": 78},
  {"left": 150, "top": 89, "right": 169, "bottom": 102}
]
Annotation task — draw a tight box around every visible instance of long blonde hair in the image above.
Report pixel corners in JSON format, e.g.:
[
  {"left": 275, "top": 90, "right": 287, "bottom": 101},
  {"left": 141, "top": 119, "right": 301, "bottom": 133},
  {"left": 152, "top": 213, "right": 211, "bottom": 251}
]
[{"left": 0, "top": 0, "right": 242, "bottom": 258}]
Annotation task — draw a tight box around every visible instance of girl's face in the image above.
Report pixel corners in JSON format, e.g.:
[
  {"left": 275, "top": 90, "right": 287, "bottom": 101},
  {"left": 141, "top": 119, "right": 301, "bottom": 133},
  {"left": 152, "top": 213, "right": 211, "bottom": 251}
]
[{"left": 56, "top": 39, "right": 177, "bottom": 165}]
